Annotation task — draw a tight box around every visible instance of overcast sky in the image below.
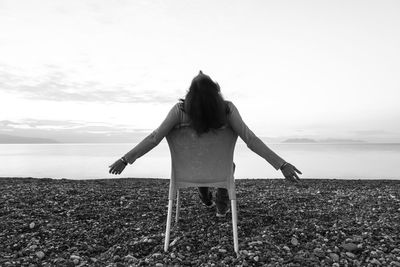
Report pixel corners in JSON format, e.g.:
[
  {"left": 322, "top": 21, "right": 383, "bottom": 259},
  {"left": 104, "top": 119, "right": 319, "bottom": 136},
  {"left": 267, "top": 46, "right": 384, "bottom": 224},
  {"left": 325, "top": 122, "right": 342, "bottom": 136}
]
[{"left": 1, "top": 0, "right": 399, "bottom": 143}]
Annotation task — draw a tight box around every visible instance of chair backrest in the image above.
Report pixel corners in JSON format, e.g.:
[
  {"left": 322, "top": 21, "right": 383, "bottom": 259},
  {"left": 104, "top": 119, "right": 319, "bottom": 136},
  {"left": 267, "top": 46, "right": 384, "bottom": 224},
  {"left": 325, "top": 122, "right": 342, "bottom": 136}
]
[{"left": 166, "top": 125, "right": 238, "bottom": 197}]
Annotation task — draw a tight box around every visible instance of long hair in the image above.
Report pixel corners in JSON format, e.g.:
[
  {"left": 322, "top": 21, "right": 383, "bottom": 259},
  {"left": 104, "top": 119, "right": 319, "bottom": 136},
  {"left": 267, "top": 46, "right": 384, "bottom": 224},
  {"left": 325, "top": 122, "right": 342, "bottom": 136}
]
[{"left": 180, "top": 71, "right": 229, "bottom": 135}]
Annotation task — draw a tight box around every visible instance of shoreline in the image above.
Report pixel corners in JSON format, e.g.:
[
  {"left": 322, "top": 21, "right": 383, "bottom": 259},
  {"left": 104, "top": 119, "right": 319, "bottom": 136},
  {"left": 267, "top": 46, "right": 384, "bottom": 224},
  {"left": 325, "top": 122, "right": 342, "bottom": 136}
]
[
  {"left": 1, "top": 178, "right": 399, "bottom": 266},
  {"left": 1, "top": 177, "right": 400, "bottom": 181}
]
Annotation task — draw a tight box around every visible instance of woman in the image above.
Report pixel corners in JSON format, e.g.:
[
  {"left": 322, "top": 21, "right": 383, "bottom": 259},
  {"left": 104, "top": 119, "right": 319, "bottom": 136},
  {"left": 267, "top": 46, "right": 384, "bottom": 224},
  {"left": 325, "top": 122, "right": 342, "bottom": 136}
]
[{"left": 109, "top": 71, "right": 302, "bottom": 216}]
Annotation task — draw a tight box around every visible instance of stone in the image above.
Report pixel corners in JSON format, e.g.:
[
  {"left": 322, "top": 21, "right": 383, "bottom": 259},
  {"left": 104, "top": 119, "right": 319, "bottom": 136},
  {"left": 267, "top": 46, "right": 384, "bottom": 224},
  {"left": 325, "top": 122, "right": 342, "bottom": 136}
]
[
  {"left": 370, "top": 251, "right": 379, "bottom": 258},
  {"left": 36, "top": 251, "right": 45, "bottom": 259},
  {"left": 291, "top": 237, "right": 299, "bottom": 246},
  {"left": 70, "top": 255, "right": 80, "bottom": 260},
  {"left": 70, "top": 255, "right": 80, "bottom": 265},
  {"left": 248, "top": 241, "right": 263, "bottom": 246},
  {"left": 313, "top": 247, "right": 325, "bottom": 258},
  {"left": 29, "top": 222, "right": 35, "bottom": 229},
  {"left": 370, "top": 258, "right": 381, "bottom": 265},
  {"left": 329, "top": 253, "right": 340, "bottom": 262},
  {"left": 342, "top": 243, "right": 358, "bottom": 252},
  {"left": 346, "top": 252, "right": 356, "bottom": 258},
  {"left": 218, "top": 249, "right": 227, "bottom": 253}
]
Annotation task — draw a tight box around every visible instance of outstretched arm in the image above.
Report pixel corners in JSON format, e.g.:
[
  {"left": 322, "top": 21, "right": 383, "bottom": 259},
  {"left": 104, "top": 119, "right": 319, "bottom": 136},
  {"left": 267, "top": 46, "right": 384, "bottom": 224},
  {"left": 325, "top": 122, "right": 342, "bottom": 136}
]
[
  {"left": 109, "top": 103, "right": 181, "bottom": 175},
  {"left": 227, "top": 101, "right": 302, "bottom": 182}
]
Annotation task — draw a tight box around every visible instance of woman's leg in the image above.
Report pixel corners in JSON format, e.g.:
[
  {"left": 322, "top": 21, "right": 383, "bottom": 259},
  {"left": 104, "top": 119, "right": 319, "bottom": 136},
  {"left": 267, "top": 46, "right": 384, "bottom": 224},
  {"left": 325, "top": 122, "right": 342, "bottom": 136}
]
[
  {"left": 216, "top": 188, "right": 229, "bottom": 212},
  {"left": 198, "top": 187, "right": 214, "bottom": 206}
]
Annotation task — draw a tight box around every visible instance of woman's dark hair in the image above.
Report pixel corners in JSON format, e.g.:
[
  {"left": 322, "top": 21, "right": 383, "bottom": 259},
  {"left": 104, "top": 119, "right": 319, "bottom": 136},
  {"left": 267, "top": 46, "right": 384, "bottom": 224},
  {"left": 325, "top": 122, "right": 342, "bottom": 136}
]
[{"left": 180, "top": 71, "right": 230, "bottom": 135}]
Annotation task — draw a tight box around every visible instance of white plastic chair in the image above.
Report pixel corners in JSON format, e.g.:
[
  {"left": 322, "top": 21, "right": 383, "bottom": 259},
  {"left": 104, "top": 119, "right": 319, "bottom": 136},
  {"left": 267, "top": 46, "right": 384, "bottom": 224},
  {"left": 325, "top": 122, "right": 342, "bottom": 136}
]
[{"left": 164, "top": 125, "right": 239, "bottom": 254}]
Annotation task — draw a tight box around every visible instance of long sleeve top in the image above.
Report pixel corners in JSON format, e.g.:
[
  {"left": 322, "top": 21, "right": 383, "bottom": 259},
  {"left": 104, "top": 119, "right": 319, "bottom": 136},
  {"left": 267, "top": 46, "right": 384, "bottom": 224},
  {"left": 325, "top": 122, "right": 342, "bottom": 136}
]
[{"left": 124, "top": 101, "right": 286, "bottom": 170}]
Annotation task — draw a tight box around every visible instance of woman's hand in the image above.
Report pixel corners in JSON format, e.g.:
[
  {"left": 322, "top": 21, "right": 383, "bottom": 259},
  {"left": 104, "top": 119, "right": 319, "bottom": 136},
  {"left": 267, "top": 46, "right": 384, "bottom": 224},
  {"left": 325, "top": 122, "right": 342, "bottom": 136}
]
[
  {"left": 280, "top": 162, "right": 302, "bottom": 183},
  {"left": 109, "top": 158, "right": 127, "bottom": 175}
]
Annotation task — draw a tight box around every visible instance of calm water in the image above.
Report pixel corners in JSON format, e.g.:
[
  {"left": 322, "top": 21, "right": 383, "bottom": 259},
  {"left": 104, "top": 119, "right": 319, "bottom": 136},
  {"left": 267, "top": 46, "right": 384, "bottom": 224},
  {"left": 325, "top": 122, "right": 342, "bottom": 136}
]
[{"left": 0, "top": 142, "right": 399, "bottom": 179}]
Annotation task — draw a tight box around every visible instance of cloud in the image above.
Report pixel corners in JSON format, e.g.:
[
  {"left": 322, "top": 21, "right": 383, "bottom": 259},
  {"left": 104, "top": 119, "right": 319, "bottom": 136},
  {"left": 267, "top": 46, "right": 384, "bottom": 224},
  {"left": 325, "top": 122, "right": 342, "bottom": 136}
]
[
  {"left": 0, "top": 66, "right": 179, "bottom": 104},
  {"left": 0, "top": 119, "right": 148, "bottom": 132},
  {"left": 0, "top": 119, "right": 152, "bottom": 143},
  {"left": 351, "top": 130, "right": 390, "bottom": 136}
]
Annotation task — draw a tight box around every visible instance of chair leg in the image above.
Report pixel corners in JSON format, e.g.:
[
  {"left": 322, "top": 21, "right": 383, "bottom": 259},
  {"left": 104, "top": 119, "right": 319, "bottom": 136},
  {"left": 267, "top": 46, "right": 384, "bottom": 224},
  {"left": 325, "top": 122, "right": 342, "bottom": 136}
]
[
  {"left": 164, "top": 199, "right": 173, "bottom": 252},
  {"left": 231, "top": 199, "right": 239, "bottom": 254},
  {"left": 175, "top": 190, "right": 180, "bottom": 223}
]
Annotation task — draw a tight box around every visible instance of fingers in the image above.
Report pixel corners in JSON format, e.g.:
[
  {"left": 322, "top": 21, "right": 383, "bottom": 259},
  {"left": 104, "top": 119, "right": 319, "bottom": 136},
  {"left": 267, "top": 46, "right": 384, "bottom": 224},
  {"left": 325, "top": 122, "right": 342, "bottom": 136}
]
[
  {"left": 294, "top": 166, "right": 302, "bottom": 174},
  {"left": 290, "top": 175, "right": 299, "bottom": 183},
  {"left": 109, "top": 161, "right": 125, "bottom": 175},
  {"left": 284, "top": 168, "right": 300, "bottom": 183},
  {"left": 109, "top": 167, "right": 118, "bottom": 175},
  {"left": 110, "top": 168, "right": 122, "bottom": 175},
  {"left": 293, "top": 172, "right": 300, "bottom": 181}
]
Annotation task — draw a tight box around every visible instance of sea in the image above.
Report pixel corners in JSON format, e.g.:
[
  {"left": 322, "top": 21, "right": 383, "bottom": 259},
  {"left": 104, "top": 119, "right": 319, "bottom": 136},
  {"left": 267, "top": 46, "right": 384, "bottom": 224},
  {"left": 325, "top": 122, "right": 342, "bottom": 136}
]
[{"left": 0, "top": 142, "right": 399, "bottom": 180}]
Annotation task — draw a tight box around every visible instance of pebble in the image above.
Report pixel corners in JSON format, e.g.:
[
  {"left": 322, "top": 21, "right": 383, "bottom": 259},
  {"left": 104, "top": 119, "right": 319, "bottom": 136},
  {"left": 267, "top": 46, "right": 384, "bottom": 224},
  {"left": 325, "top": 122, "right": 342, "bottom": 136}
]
[
  {"left": 254, "top": 256, "right": 259, "bottom": 262},
  {"left": 29, "top": 222, "right": 35, "bottom": 229},
  {"left": 313, "top": 247, "right": 325, "bottom": 258},
  {"left": 113, "top": 255, "right": 121, "bottom": 262},
  {"left": 346, "top": 252, "right": 356, "bottom": 258},
  {"left": 155, "top": 263, "right": 163, "bottom": 267},
  {"left": 36, "top": 251, "right": 45, "bottom": 259},
  {"left": 370, "top": 258, "right": 381, "bottom": 265},
  {"left": 329, "top": 253, "right": 340, "bottom": 262},
  {"left": 70, "top": 255, "right": 80, "bottom": 265},
  {"left": 283, "top": 245, "right": 291, "bottom": 252},
  {"left": 248, "top": 241, "right": 263, "bottom": 246},
  {"left": 370, "top": 251, "right": 379, "bottom": 258},
  {"left": 390, "top": 261, "right": 400, "bottom": 267},
  {"left": 218, "top": 249, "right": 227, "bottom": 253},
  {"left": 124, "top": 255, "right": 137, "bottom": 263},
  {"left": 342, "top": 243, "right": 358, "bottom": 252},
  {"left": 291, "top": 237, "right": 299, "bottom": 246},
  {"left": 170, "top": 238, "right": 179, "bottom": 247}
]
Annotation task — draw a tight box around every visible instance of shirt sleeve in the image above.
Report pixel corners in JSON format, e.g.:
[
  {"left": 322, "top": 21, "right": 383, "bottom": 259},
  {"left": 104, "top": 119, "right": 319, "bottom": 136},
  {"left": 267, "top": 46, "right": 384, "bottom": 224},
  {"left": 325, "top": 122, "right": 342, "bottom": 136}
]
[
  {"left": 226, "top": 101, "right": 286, "bottom": 170},
  {"left": 124, "top": 103, "right": 181, "bottom": 164}
]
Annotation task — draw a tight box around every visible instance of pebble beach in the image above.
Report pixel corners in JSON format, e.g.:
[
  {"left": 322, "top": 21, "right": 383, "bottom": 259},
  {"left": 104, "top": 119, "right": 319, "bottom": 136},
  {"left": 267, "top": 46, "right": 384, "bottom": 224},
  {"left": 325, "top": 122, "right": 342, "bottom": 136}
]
[{"left": 1, "top": 178, "right": 399, "bottom": 266}]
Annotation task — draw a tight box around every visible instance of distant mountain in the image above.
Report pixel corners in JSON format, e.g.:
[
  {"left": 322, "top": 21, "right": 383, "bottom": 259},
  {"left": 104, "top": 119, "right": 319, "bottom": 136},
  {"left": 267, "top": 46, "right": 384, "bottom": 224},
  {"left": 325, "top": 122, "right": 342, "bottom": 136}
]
[
  {"left": 0, "top": 134, "right": 58, "bottom": 144},
  {"left": 319, "top": 138, "right": 366, "bottom": 143},
  {"left": 282, "top": 138, "right": 317, "bottom": 143},
  {"left": 282, "top": 138, "right": 366, "bottom": 143}
]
